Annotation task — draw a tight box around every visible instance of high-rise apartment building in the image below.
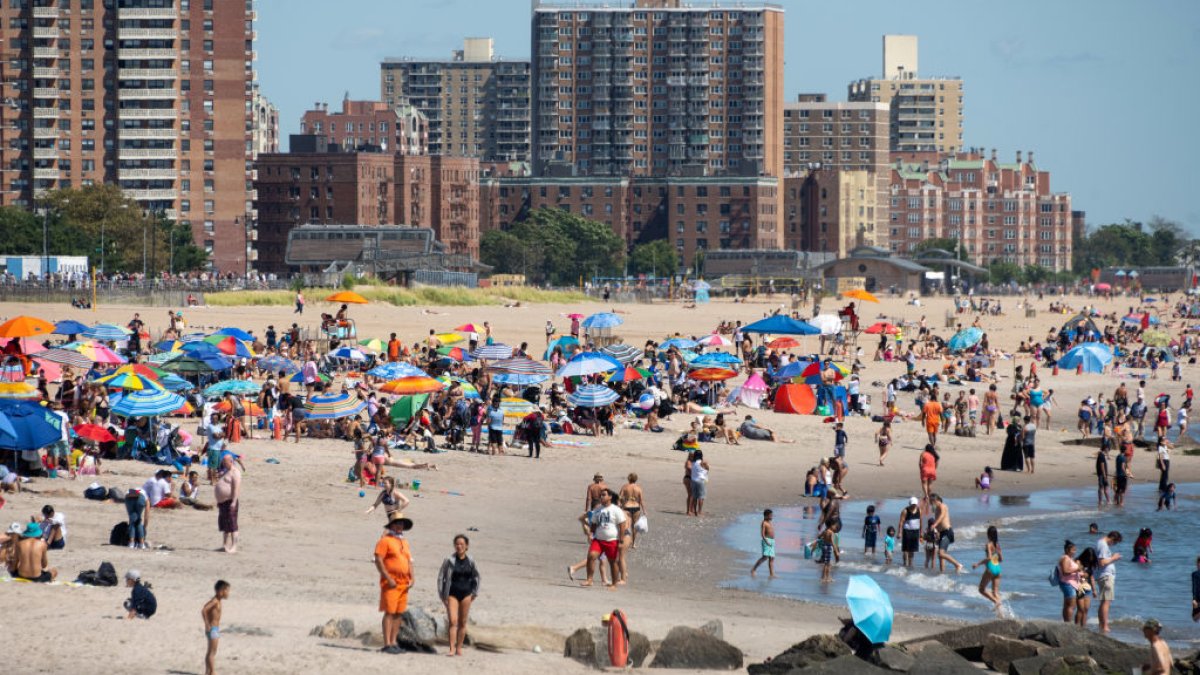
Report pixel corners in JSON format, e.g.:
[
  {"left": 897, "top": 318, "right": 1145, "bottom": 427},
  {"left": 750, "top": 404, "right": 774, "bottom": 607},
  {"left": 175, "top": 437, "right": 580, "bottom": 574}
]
[
  {"left": 0, "top": 0, "right": 260, "bottom": 274},
  {"left": 251, "top": 84, "right": 279, "bottom": 156},
  {"left": 848, "top": 35, "right": 963, "bottom": 155},
  {"left": 300, "top": 97, "right": 428, "bottom": 156},
  {"left": 380, "top": 38, "right": 530, "bottom": 162},
  {"left": 530, "top": 0, "right": 784, "bottom": 184}
]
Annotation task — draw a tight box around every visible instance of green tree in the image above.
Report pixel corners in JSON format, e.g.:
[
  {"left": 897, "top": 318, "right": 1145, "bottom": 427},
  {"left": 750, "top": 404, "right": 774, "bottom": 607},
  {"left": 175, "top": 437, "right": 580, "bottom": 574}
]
[
  {"left": 482, "top": 208, "right": 624, "bottom": 285},
  {"left": 628, "top": 239, "right": 678, "bottom": 277},
  {"left": 480, "top": 229, "right": 530, "bottom": 276},
  {"left": 987, "top": 261, "right": 1023, "bottom": 284},
  {"left": 1022, "top": 264, "right": 1051, "bottom": 284}
]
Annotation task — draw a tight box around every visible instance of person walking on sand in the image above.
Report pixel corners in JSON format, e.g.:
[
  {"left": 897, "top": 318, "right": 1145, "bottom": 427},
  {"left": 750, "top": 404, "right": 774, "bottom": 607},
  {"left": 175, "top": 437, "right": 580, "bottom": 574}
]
[
  {"left": 374, "top": 512, "right": 414, "bottom": 654},
  {"left": 970, "top": 526, "right": 1003, "bottom": 613},
  {"left": 617, "top": 473, "right": 645, "bottom": 549},
  {"left": 930, "top": 494, "right": 965, "bottom": 574},
  {"left": 202, "top": 580, "right": 230, "bottom": 675},
  {"left": 213, "top": 455, "right": 241, "bottom": 554},
  {"left": 294, "top": 290, "right": 304, "bottom": 315},
  {"left": 1142, "top": 619, "right": 1172, "bottom": 675},
  {"left": 1021, "top": 415, "right": 1037, "bottom": 474},
  {"left": 750, "top": 509, "right": 776, "bottom": 578},
  {"left": 578, "top": 489, "right": 626, "bottom": 589},
  {"left": 437, "top": 534, "right": 480, "bottom": 658},
  {"left": 875, "top": 419, "right": 892, "bottom": 466},
  {"left": 1096, "top": 530, "right": 1123, "bottom": 634},
  {"left": 919, "top": 444, "right": 938, "bottom": 504},
  {"left": 921, "top": 394, "right": 943, "bottom": 446}
]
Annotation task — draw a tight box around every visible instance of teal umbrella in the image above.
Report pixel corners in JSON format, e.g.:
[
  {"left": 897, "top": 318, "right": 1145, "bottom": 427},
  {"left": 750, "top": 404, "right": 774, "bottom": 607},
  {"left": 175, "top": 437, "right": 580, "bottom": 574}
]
[
  {"left": 947, "top": 327, "right": 983, "bottom": 352},
  {"left": 203, "top": 380, "right": 262, "bottom": 398},
  {"left": 846, "top": 574, "right": 893, "bottom": 644}
]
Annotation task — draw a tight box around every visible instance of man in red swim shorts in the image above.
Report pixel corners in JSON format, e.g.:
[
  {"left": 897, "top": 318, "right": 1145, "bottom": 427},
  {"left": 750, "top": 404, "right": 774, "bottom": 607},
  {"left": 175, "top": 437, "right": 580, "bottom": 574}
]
[{"left": 578, "top": 488, "right": 626, "bottom": 588}]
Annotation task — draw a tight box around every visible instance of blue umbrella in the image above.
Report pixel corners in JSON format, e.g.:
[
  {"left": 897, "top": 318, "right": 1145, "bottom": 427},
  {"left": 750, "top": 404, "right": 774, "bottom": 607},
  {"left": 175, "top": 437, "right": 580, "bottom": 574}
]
[
  {"left": 567, "top": 384, "right": 620, "bottom": 408},
  {"left": 947, "top": 327, "right": 983, "bottom": 352},
  {"left": 157, "top": 373, "right": 193, "bottom": 392},
  {"left": 368, "top": 362, "right": 428, "bottom": 379},
  {"left": 330, "top": 346, "right": 368, "bottom": 362},
  {"left": 740, "top": 315, "right": 821, "bottom": 336},
  {"left": 581, "top": 312, "right": 623, "bottom": 330},
  {"left": 214, "top": 327, "right": 255, "bottom": 341},
  {"left": 659, "top": 337, "right": 699, "bottom": 350},
  {"left": 181, "top": 341, "right": 226, "bottom": 358},
  {"left": 53, "top": 319, "right": 90, "bottom": 336},
  {"left": 544, "top": 336, "right": 581, "bottom": 360},
  {"left": 602, "top": 343, "right": 642, "bottom": 364},
  {"left": 692, "top": 352, "right": 741, "bottom": 367},
  {"left": 774, "top": 359, "right": 815, "bottom": 380},
  {"left": 111, "top": 389, "right": 187, "bottom": 417},
  {"left": 305, "top": 392, "right": 367, "bottom": 420},
  {"left": 0, "top": 400, "right": 59, "bottom": 451},
  {"left": 203, "top": 380, "right": 262, "bottom": 398},
  {"left": 82, "top": 323, "right": 131, "bottom": 341},
  {"left": 494, "top": 372, "right": 550, "bottom": 386},
  {"left": 257, "top": 354, "right": 299, "bottom": 374},
  {"left": 1058, "top": 343, "right": 1113, "bottom": 374},
  {"left": 472, "top": 343, "right": 514, "bottom": 360},
  {"left": 556, "top": 352, "right": 623, "bottom": 379},
  {"left": 846, "top": 574, "right": 893, "bottom": 644}
]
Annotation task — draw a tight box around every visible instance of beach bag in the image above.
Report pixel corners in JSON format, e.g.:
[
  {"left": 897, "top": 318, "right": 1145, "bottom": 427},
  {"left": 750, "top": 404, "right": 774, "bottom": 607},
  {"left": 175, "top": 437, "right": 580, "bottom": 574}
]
[
  {"left": 634, "top": 515, "right": 648, "bottom": 534},
  {"left": 110, "top": 522, "right": 130, "bottom": 547},
  {"left": 77, "top": 561, "right": 118, "bottom": 587},
  {"left": 84, "top": 484, "right": 108, "bottom": 501},
  {"left": 1048, "top": 564, "right": 1061, "bottom": 587}
]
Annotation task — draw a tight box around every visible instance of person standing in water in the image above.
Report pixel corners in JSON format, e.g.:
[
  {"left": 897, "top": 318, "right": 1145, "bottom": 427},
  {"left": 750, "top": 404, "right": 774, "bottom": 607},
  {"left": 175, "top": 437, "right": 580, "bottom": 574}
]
[
  {"left": 930, "top": 494, "right": 965, "bottom": 574},
  {"left": 750, "top": 509, "right": 776, "bottom": 578},
  {"left": 970, "top": 525, "right": 1003, "bottom": 613},
  {"left": 898, "top": 497, "right": 922, "bottom": 568}
]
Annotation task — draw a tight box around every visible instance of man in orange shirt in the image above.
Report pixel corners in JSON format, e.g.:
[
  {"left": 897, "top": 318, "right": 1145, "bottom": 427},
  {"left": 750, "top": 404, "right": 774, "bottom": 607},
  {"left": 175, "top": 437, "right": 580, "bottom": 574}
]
[
  {"left": 374, "top": 512, "right": 414, "bottom": 654},
  {"left": 387, "top": 333, "right": 401, "bottom": 363},
  {"left": 922, "top": 395, "right": 944, "bottom": 446}
]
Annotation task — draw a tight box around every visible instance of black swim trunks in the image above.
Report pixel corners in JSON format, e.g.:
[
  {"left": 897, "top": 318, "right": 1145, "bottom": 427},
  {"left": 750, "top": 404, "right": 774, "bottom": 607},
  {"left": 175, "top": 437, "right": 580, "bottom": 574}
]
[
  {"left": 938, "top": 528, "right": 955, "bottom": 550},
  {"left": 15, "top": 570, "right": 53, "bottom": 583}
]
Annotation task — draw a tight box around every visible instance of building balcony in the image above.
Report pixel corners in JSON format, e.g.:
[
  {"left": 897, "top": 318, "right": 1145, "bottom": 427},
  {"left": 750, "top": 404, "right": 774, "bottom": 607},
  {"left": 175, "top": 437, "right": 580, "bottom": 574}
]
[
  {"left": 32, "top": 46, "right": 58, "bottom": 59},
  {"left": 32, "top": 6, "right": 58, "bottom": 19},
  {"left": 119, "top": 168, "right": 177, "bottom": 180},
  {"left": 32, "top": 107, "right": 58, "bottom": 119},
  {"left": 118, "top": 147, "right": 177, "bottom": 160},
  {"left": 32, "top": 88, "right": 59, "bottom": 99},
  {"left": 118, "top": 88, "right": 178, "bottom": 100},
  {"left": 118, "top": 68, "right": 178, "bottom": 80},
  {"left": 117, "top": 7, "right": 176, "bottom": 19},
  {"left": 33, "top": 127, "right": 56, "bottom": 139},
  {"left": 118, "top": 48, "right": 177, "bottom": 59},
  {"left": 32, "top": 67, "right": 58, "bottom": 79},
  {"left": 119, "top": 127, "right": 176, "bottom": 139},
  {"left": 119, "top": 108, "right": 177, "bottom": 119},
  {"left": 32, "top": 26, "right": 58, "bottom": 39},
  {"left": 118, "top": 27, "right": 178, "bottom": 40},
  {"left": 32, "top": 146, "right": 57, "bottom": 160},
  {"left": 33, "top": 167, "right": 58, "bottom": 180},
  {"left": 123, "top": 188, "right": 178, "bottom": 201}
]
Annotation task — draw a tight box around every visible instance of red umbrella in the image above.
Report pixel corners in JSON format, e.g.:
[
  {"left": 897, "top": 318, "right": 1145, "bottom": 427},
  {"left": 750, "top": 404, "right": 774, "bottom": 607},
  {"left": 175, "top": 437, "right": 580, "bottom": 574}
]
[
  {"left": 767, "top": 337, "right": 801, "bottom": 350},
  {"left": 688, "top": 367, "right": 738, "bottom": 382},
  {"left": 73, "top": 423, "right": 117, "bottom": 443},
  {"left": 863, "top": 322, "right": 900, "bottom": 335},
  {"left": 801, "top": 362, "right": 844, "bottom": 382},
  {"left": 566, "top": 313, "right": 586, "bottom": 320}
]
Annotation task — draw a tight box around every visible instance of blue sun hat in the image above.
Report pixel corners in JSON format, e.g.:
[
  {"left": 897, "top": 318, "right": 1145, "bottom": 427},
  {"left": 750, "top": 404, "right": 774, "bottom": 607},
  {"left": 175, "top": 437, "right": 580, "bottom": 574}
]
[{"left": 22, "top": 522, "right": 42, "bottom": 538}]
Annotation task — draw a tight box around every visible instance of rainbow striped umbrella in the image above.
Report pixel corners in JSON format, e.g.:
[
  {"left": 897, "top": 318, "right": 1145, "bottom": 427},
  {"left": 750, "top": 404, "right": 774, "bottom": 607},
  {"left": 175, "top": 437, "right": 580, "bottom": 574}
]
[
  {"left": 91, "top": 371, "right": 165, "bottom": 391},
  {"left": 305, "top": 392, "right": 367, "bottom": 420},
  {"left": 111, "top": 389, "right": 187, "bottom": 417},
  {"left": 64, "top": 341, "right": 126, "bottom": 365}
]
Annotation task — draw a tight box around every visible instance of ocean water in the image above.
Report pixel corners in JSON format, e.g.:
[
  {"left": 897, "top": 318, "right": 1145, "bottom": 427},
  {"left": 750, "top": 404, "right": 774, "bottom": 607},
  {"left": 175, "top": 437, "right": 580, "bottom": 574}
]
[{"left": 723, "top": 483, "right": 1200, "bottom": 647}]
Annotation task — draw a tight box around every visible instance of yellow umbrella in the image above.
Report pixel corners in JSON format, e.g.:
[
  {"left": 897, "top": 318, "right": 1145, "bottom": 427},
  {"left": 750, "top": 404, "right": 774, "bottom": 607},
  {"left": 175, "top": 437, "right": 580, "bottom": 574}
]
[
  {"left": 0, "top": 381, "right": 39, "bottom": 399},
  {"left": 434, "top": 332, "right": 465, "bottom": 345},
  {"left": 1142, "top": 330, "right": 1171, "bottom": 348},
  {"left": 360, "top": 338, "right": 386, "bottom": 352},
  {"left": 325, "top": 290, "right": 368, "bottom": 304},
  {"left": 842, "top": 289, "right": 879, "bottom": 303}
]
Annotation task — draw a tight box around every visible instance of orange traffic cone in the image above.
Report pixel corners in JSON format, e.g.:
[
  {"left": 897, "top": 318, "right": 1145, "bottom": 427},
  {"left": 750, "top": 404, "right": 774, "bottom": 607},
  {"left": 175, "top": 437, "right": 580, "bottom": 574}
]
[
  {"left": 271, "top": 417, "right": 283, "bottom": 440},
  {"left": 229, "top": 418, "right": 242, "bottom": 443}
]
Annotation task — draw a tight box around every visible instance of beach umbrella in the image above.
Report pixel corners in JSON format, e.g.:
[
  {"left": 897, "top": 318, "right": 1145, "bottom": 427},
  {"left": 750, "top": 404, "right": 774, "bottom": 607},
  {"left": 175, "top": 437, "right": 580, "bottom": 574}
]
[
  {"left": 1121, "top": 314, "right": 1160, "bottom": 327},
  {"left": 489, "top": 357, "right": 553, "bottom": 376},
  {"left": 800, "top": 362, "right": 845, "bottom": 385},
  {"left": 389, "top": 394, "right": 430, "bottom": 426},
  {"left": 179, "top": 340, "right": 228, "bottom": 359},
  {"left": 863, "top": 322, "right": 899, "bottom": 335},
  {"left": 107, "top": 363, "right": 170, "bottom": 380},
  {"left": 842, "top": 288, "right": 879, "bottom": 303},
  {"left": 455, "top": 323, "right": 485, "bottom": 333},
  {"left": 257, "top": 354, "right": 299, "bottom": 374},
  {"left": 203, "top": 380, "right": 262, "bottom": 397},
  {"left": 433, "top": 332, "right": 465, "bottom": 345},
  {"left": 1057, "top": 343, "right": 1113, "bottom": 374},
  {"left": 767, "top": 337, "right": 801, "bottom": 350},
  {"left": 31, "top": 348, "right": 93, "bottom": 370},
  {"left": 305, "top": 391, "right": 367, "bottom": 420},
  {"left": 947, "top": 327, "right": 984, "bottom": 353},
  {"left": 691, "top": 352, "right": 741, "bottom": 367},
  {"left": 566, "top": 313, "right": 586, "bottom": 320},
  {"left": 659, "top": 337, "right": 699, "bottom": 350},
  {"left": 809, "top": 314, "right": 844, "bottom": 336},
  {"left": 545, "top": 336, "right": 581, "bottom": 360},
  {"left": 436, "top": 375, "right": 480, "bottom": 399},
  {"left": 607, "top": 365, "right": 651, "bottom": 384},
  {"left": 380, "top": 376, "right": 445, "bottom": 395},
  {"left": 557, "top": 352, "right": 623, "bottom": 379},
  {"left": 63, "top": 341, "right": 126, "bottom": 365},
  {"left": 91, "top": 371, "right": 165, "bottom": 392},
  {"left": 0, "top": 400, "right": 59, "bottom": 450},
  {"left": 367, "top": 362, "right": 428, "bottom": 380},
  {"left": 499, "top": 397, "right": 536, "bottom": 419},
  {"left": 52, "top": 319, "right": 90, "bottom": 336},
  {"left": 567, "top": 384, "right": 620, "bottom": 408},
  {"left": 741, "top": 315, "right": 821, "bottom": 336},
  {"left": 1142, "top": 330, "right": 1171, "bottom": 348},
  {"left": 1095, "top": 283, "right": 1112, "bottom": 292},
  {"left": 160, "top": 354, "right": 232, "bottom": 374},
  {"left": 846, "top": 575, "right": 893, "bottom": 644},
  {"left": 212, "top": 327, "right": 255, "bottom": 342},
  {"left": 436, "top": 346, "right": 470, "bottom": 362},
  {"left": 696, "top": 334, "right": 732, "bottom": 347},
  {"left": 773, "top": 360, "right": 814, "bottom": 380},
  {"left": 203, "top": 335, "right": 255, "bottom": 358},
  {"left": 145, "top": 351, "right": 181, "bottom": 365},
  {"left": 582, "top": 312, "right": 623, "bottom": 330},
  {"left": 214, "top": 400, "right": 265, "bottom": 417},
  {"left": 330, "top": 346, "right": 369, "bottom": 362},
  {"left": 0, "top": 337, "right": 46, "bottom": 354},
  {"left": 111, "top": 389, "right": 187, "bottom": 417},
  {"left": 288, "top": 370, "right": 332, "bottom": 385},
  {"left": 73, "top": 423, "right": 116, "bottom": 443},
  {"left": 688, "top": 367, "right": 738, "bottom": 382},
  {"left": 472, "top": 343, "right": 514, "bottom": 360},
  {"left": 601, "top": 343, "right": 642, "bottom": 364},
  {"left": 0, "top": 382, "right": 39, "bottom": 400},
  {"left": 0, "top": 315, "right": 55, "bottom": 339},
  {"left": 324, "top": 290, "right": 369, "bottom": 304},
  {"left": 742, "top": 373, "right": 769, "bottom": 391},
  {"left": 156, "top": 373, "right": 193, "bottom": 392},
  {"left": 493, "top": 372, "right": 550, "bottom": 386},
  {"left": 359, "top": 338, "right": 386, "bottom": 352},
  {"left": 82, "top": 323, "right": 131, "bottom": 341}
]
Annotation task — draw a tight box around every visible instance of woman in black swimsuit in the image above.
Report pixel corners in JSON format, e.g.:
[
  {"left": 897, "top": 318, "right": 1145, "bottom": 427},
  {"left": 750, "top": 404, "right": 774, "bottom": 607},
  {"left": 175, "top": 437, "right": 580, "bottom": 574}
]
[{"left": 437, "top": 535, "right": 480, "bottom": 657}]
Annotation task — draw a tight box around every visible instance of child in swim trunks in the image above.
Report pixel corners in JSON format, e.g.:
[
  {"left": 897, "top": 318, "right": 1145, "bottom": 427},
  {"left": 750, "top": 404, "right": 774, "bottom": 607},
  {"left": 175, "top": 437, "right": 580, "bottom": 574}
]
[
  {"left": 750, "top": 509, "right": 776, "bottom": 578},
  {"left": 862, "top": 505, "right": 880, "bottom": 556},
  {"left": 819, "top": 524, "right": 838, "bottom": 583},
  {"left": 884, "top": 526, "right": 896, "bottom": 565},
  {"left": 203, "top": 580, "right": 230, "bottom": 675}
]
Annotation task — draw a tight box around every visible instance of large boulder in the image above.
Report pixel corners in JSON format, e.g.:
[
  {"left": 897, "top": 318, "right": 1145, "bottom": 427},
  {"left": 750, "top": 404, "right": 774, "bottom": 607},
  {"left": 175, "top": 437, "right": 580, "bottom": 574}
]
[
  {"left": 309, "top": 618, "right": 356, "bottom": 639},
  {"left": 650, "top": 626, "right": 743, "bottom": 670},
  {"left": 747, "top": 634, "right": 851, "bottom": 675},
  {"left": 903, "top": 620, "right": 1021, "bottom": 661},
  {"left": 1015, "top": 620, "right": 1149, "bottom": 672},
  {"left": 870, "top": 645, "right": 916, "bottom": 672},
  {"left": 980, "top": 635, "right": 1044, "bottom": 673},
  {"left": 1177, "top": 649, "right": 1200, "bottom": 675},
  {"left": 797, "top": 654, "right": 890, "bottom": 674},
  {"left": 398, "top": 606, "right": 439, "bottom": 646},
  {"left": 564, "top": 626, "right": 651, "bottom": 669},
  {"left": 903, "top": 640, "right": 982, "bottom": 675},
  {"left": 1039, "top": 654, "right": 1106, "bottom": 675}
]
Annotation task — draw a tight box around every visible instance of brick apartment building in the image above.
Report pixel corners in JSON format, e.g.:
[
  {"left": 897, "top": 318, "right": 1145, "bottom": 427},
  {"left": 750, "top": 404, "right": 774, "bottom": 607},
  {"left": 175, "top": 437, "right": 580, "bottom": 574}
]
[
  {"left": 381, "top": 38, "right": 530, "bottom": 162},
  {"left": 300, "top": 96, "right": 428, "bottom": 156},
  {"left": 783, "top": 168, "right": 877, "bottom": 256},
  {"left": 394, "top": 155, "right": 482, "bottom": 260},
  {"left": 887, "top": 150, "right": 1073, "bottom": 271},
  {"left": 0, "top": 0, "right": 263, "bottom": 274}
]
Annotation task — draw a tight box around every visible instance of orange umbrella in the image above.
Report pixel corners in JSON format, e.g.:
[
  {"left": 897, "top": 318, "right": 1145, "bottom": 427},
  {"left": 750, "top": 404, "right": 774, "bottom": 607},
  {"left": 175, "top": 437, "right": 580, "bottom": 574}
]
[
  {"left": 380, "top": 377, "right": 445, "bottom": 395},
  {"left": 688, "top": 367, "right": 738, "bottom": 382},
  {"left": 0, "top": 316, "right": 55, "bottom": 339},
  {"left": 863, "top": 322, "right": 899, "bottom": 335},
  {"left": 767, "top": 337, "right": 801, "bottom": 350},
  {"left": 215, "top": 400, "right": 265, "bottom": 416},
  {"left": 325, "top": 290, "right": 369, "bottom": 304},
  {"left": 842, "top": 288, "right": 879, "bottom": 303}
]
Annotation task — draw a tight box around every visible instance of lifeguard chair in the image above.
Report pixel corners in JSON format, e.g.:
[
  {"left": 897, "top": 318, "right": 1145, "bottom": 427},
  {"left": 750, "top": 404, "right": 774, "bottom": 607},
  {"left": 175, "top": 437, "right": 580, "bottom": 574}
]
[{"left": 321, "top": 314, "right": 358, "bottom": 344}]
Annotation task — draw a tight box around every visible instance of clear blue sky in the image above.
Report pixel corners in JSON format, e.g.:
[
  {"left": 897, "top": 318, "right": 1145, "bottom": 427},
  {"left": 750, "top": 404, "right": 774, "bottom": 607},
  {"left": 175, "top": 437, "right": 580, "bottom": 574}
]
[{"left": 258, "top": 0, "right": 1200, "bottom": 233}]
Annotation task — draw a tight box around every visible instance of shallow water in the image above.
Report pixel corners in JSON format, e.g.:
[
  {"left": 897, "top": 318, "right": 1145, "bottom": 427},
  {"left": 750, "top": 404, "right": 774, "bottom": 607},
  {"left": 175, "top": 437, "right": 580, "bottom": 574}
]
[{"left": 722, "top": 482, "right": 1200, "bottom": 646}]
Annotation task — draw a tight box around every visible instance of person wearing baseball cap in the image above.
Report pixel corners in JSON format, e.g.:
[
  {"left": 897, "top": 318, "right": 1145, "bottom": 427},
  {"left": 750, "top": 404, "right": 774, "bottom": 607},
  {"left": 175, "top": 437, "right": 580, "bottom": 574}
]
[
  {"left": 1142, "top": 618, "right": 1171, "bottom": 674},
  {"left": 123, "top": 569, "right": 157, "bottom": 619},
  {"left": 373, "top": 511, "right": 414, "bottom": 654}
]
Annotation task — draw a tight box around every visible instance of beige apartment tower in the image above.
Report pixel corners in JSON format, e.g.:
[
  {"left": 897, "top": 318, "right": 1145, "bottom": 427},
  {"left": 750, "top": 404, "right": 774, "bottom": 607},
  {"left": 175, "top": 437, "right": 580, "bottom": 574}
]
[
  {"left": 380, "top": 38, "right": 531, "bottom": 162},
  {"left": 848, "top": 35, "right": 963, "bottom": 156},
  {"left": 0, "top": 0, "right": 261, "bottom": 274}
]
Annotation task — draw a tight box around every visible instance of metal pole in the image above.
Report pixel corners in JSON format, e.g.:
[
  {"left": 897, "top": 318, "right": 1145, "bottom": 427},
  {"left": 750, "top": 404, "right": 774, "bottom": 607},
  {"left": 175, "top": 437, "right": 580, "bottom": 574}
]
[
  {"left": 100, "top": 217, "right": 106, "bottom": 274},
  {"left": 42, "top": 207, "right": 49, "bottom": 286},
  {"left": 142, "top": 219, "right": 147, "bottom": 278}
]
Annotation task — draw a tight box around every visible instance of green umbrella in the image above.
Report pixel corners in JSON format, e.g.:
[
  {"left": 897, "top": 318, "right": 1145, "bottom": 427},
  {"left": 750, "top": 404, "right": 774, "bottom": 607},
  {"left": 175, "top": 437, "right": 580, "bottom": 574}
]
[
  {"left": 389, "top": 394, "right": 430, "bottom": 426},
  {"left": 160, "top": 355, "right": 222, "bottom": 374}
]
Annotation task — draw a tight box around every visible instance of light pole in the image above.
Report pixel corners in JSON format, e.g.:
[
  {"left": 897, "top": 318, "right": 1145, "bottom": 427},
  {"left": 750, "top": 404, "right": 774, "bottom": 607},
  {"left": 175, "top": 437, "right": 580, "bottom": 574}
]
[
  {"left": 42, "top": 206, "right": 49, "bottom": 285},
  {"left": 142, "top": 217, "right": 147, "bottom": 278}
]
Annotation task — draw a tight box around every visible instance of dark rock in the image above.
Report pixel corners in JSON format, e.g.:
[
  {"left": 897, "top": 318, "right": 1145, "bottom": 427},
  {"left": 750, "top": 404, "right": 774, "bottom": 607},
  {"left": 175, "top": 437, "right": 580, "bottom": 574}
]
[
  {"left": 903, "top": 620, "right": 1022, "bottom": 662},
  {"left": 398, "top": 607, "right": 438, "bottom": 646},
  {"left": 629, "top": 631, "right": 652, "bottom": 668},
  {"left": 563, "top": 626, "right": 650, "bottom": 669},
  {"left": 903, "top": 640, "right": 981, "bottom": 675},
  {"left": 1014, "top": 620, "right": 1149, "bottom": 673},
  {"left": 870, "top": 644, "right": 916, "bottom": 672},
  {"left": 1177, "top": 650, "right": 1200, "bottom": 675},
  {"left": 1038, "top": 654, "right": 1105, "bottom": 675},
  {"left": 310, "top": 618, "right": 356, "bottom": 639},
  {"left": 747, "top": 634, "right": 851, "bottom": 675},
  {"left": 700, "top": 619, "right": 724, "bottom": 641},
  {"left": 981, "top": 635, "right": 1043, "bottom": 673},
  {"left": 798, "top": 654, "right": 890, "bottom": 674},
  {"left": 1007, "top": 647, "right": 1093, "bottom": 675},
  {"left": 649, "top": 626, "right": 743, "bottom": 670}
]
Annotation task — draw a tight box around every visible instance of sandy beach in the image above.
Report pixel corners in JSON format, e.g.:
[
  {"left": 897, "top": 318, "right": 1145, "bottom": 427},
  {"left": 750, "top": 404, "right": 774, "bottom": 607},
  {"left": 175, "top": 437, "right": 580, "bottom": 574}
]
[{"left": 3, "top": 291, "right": 1196, "bottom": 674}]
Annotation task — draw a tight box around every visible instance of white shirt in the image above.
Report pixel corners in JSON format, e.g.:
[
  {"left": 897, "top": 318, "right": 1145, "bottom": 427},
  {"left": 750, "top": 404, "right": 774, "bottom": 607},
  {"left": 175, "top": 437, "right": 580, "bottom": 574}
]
[
  {"left": 691, "top": 460, "right": 709, "bottom": 483},
  {"left": 1158, "top": 445, "right": 1170, "bottom": 464},
  {"left": 41, "top": 512, "right": 66, "bottom": 540},
  {"left": 1096, "top": 538, "right": 1116, "bottom": 579},
  {"left": 590, "top": 504, "right": 627, "bottom": 542},
  {"left": 142, "top": 477, "right": 171, "bottom": 505},
  {"left": 1178, "top": 409, "right": 1188, "bottom": 426}
]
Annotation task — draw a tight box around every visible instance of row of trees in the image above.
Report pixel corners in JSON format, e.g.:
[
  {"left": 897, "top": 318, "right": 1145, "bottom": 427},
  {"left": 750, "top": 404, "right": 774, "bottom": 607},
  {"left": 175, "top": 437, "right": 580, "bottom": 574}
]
[{"left": 0, "top": 185, "right": 207, "bottom": 274}]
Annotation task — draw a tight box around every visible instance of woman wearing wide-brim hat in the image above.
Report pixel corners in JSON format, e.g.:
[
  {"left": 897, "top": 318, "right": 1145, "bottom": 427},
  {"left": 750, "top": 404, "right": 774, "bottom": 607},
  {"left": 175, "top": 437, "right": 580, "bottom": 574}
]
[{"left": 373, "top": 511, "right": 414, "bottom": 654}]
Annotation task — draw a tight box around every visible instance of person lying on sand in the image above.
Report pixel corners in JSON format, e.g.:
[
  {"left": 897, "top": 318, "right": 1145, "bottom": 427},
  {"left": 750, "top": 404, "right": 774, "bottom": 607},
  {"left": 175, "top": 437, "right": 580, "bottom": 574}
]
[
  {"left": 384, "top": 458, "right": 438, "bottom": 471},
  {"left": 422, "top": 309, "right": 447, "bottom": 316},
  {"left": 738, "top": 415, "right": 794, "bottom": 443}
]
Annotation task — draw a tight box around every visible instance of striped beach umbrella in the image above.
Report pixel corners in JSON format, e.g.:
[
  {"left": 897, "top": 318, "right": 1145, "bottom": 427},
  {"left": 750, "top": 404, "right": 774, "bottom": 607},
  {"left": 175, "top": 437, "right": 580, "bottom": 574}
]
[
  {"left": 305, "top": 392, "right": 367, "bottom": 420},
  {"left": 567, "top": 384, "right": 620, "bottom": 408},
  {"left": 688, "top": 367, "right": 738, "bottom": 382},
  {"left": 488, "top": 357, "right": 552, "bottom": 376},
  {"left": 359, "top": 338, "right": 386, "bottom": 352},
  {"left": 498, "top": 397, "right": 536, "bottom": 420},
  {"left": 82, "top": 323, "right": 131, "bottom": 341},
  {"left": 697, "top": 334, "right": 732, "bottom": 347},
  {"left": 31, "top": 348, "right": 93, "bottom": 370},
  {"left": 203, "top": 335, "right": 254, "bottom": 358},
  {"left": 601, "top": 343, "right": 642, "bottom": 364},
  {"left": 156, "top": 373, "right": 193, "bottom": 392},
  {"left": 493, "top": 372, "right": 549, "bottom": 386},
  {"left": 330, "top": 346, "right": 368, "bottom": 362},
  {"left": 91, "top": 371, "right": 165, "bottom": 391},
  {"left": 556, "top": 352, "right": 623, "bottom": 379},
  {"left": 471, "top": 343, "right": 513, "bottom": 360},
  {"left": 436, "top": 375, "right": 480, "bottom": 399},
  {"left": 111, "top": 389, "right": 187, "bottom": 417},
  {"left": 64, "top": 341, "right": 126, "bottom": 365},
  {"left": 203, "top": 380, "right": 262, "bottom": 397},
  {"left": 691, "top": 352, "right": 742, "bottom": 367},
  {"left": 380, "top": 377, "right": 445, "bottom": 395},
  {"left": 659, "top": 337, "right": 699, "bottom": 350},
  {"left": 256, "top": 354, "right": 299, "bottom": 374},
  {"left": 0, "top": 381, "right": 38, "bottom": 400},
  {"left": 367, "top": 362, "right": 428, "bottom": 380}
]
